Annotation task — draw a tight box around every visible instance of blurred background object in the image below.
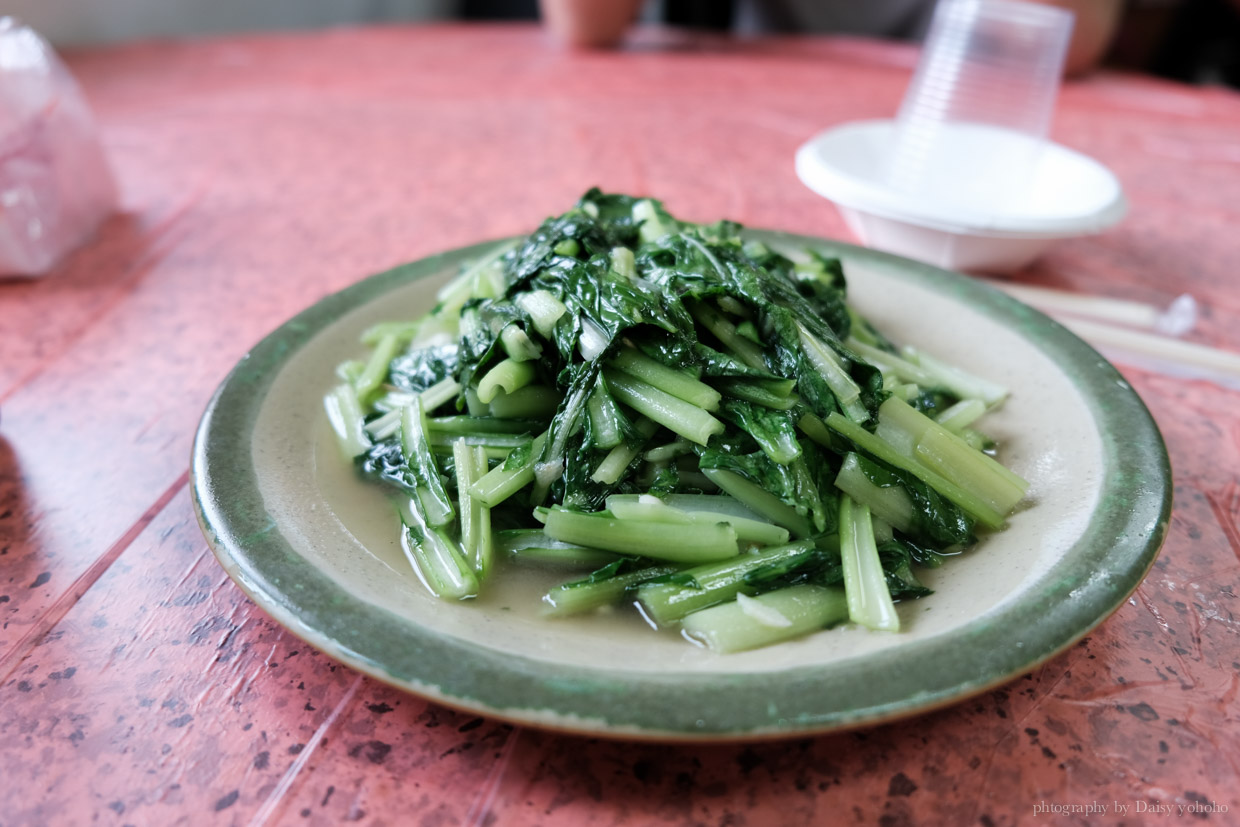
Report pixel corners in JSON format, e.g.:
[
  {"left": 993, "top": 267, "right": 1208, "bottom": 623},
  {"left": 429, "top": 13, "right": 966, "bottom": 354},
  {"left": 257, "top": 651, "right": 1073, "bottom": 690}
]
[
  {"left": 5, "top": 0, "right": 1237, "bottom": 84},
  {"left": 538, "top": 0, "right": 1123, "bottom": 75},
  {"left": 3, "top": 0, "right": 458, "bottom": 45},
  {"left": 0, "top": 17, "right": 116, "bottom": 277},
  {"left": 1111, "top": 0, "right": 1240, "bottom": 86}
]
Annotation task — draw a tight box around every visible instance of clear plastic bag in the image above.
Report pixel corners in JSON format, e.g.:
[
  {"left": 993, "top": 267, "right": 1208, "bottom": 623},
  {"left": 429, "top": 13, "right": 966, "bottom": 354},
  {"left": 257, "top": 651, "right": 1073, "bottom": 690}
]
[{"left": 0, "top": 17, "right": 116, "bottom": 278}]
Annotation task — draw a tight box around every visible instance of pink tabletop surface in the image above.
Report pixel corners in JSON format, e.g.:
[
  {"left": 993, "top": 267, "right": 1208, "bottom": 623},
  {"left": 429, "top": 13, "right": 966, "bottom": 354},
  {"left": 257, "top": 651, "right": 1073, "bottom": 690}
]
[{"left": 2, "top": 23, "right": 1239, "bottom": 826}]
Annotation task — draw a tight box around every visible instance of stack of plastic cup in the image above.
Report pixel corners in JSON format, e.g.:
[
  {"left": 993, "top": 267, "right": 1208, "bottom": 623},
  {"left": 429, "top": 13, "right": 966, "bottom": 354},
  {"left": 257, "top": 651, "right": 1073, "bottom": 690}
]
[
  {"left": 885, "top": 0, "right": 1074, "bottom": 217},
  {"left": 795, "top": 0, "right": 1125, "bottom": 272}
]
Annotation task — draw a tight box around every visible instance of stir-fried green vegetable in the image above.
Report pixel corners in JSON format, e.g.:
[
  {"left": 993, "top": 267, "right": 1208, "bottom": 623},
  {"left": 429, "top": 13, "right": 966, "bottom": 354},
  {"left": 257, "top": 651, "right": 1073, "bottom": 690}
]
[{"left": 326, "top": 189, "right": 1028, "bottom": 653}]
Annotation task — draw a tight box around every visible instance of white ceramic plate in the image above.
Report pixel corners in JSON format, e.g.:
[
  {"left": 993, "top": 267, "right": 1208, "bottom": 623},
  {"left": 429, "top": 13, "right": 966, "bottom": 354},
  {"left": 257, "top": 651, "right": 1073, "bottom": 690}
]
[{"left": 192, "top": 232, "right": 1169, "bottom": 741}]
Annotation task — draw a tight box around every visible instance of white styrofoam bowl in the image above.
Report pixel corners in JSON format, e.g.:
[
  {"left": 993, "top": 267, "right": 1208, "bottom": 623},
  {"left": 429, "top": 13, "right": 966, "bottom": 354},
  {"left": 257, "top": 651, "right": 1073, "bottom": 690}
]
[{"left": 795, "top": 120, "right": 1127, "bottom": 274}]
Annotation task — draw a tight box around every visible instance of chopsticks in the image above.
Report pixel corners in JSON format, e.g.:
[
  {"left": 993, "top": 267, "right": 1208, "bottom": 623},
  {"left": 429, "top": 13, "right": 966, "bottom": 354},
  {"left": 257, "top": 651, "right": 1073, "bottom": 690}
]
[
  {"left": 1055, "top": 317, "right": 1240, "bottom": 390},
  {"left": 992, "top": 281, "right": 1198, "bottom": 336},
  {"left": 982, "top": 280, "right": 1240, "bottom": 391}
]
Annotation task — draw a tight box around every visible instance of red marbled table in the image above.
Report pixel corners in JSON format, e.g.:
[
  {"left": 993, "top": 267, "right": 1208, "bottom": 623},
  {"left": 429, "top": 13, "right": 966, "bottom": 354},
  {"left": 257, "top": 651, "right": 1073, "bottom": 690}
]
[{"left": 2, "top": 24, "right": 1238, "bottom": 826}]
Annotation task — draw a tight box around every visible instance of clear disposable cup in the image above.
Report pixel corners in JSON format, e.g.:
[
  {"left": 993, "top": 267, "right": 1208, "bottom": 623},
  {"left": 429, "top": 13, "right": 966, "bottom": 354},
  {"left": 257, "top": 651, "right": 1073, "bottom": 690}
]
[{"left": 886, "top": 0, "right": 1074, "bottom": 216}]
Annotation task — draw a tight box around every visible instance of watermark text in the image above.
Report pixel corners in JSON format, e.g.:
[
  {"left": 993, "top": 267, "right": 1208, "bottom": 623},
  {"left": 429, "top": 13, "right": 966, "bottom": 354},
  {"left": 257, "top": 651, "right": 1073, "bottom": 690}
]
[{"left": 1032, "top": 799, "right": 1229, "bottom": 818}]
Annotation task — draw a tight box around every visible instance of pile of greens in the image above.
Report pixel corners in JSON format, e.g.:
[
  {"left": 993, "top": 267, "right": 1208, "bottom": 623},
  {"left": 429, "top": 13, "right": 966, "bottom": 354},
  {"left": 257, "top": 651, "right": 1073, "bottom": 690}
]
[{"left": 325, "top": 189, "right": 1027, "bottom": 653}]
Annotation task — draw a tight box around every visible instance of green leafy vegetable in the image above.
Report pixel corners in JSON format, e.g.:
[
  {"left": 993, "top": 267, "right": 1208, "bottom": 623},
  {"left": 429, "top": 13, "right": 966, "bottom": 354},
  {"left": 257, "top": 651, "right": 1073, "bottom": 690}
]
[{"left": 325, "top": 189, "right": 1029, "bottom": 653}]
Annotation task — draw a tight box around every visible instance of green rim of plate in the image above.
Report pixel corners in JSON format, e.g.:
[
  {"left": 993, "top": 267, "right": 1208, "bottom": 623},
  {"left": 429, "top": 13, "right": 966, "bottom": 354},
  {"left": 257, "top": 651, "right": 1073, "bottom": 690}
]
[{"left": 191, "top": 233, "right": 1171, "bottom": 741}]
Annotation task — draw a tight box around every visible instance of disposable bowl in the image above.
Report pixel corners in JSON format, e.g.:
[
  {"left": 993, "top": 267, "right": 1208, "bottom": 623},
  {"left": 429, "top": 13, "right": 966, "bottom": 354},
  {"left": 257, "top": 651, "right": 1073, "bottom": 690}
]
[{"left": 795, "top": 119, "right": 1127, "bottom": 274}]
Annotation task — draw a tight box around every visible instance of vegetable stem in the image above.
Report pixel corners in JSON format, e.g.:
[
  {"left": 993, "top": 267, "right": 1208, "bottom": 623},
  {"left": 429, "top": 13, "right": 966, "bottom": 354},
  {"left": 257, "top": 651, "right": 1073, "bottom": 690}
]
[
  {"left": 605, "top": 494, "right": 791, "bottom": 546},
  {"left": 636, "top": 541, "right": 815, "bottom": 624},
  {"left": 429, "top": 415, "right": 542, "bottom": 435},
  {"left": 354, "top": 333, "right": 401, "bottom": 405},
  {"left": 544, "top": 564, "right": 682, "bottom": 616},
  {"left": 901, "top": 346, "right": 1008, "bottom": 406},
  {"left": 497, "top": 530, "right": 623, "bottom": 568},
  {"left": 477, "top": 358, "right": 537, "bottom": 404},
  {"left": 401, "top": 397, "right": 455, "bottom": 526},
  {"left": 542, "top": 507, "right": 740, "bottom": 563},
  {"left": 591, "top": 417, "right": 659, "bottom": 484},
  {"left": 324, "top": 384, "right": 372, "bottom": 458},
  {"left": 833, "top": 452, "right": 915, "bottom": 534},
  {"left": 488, "top": 385, "right": 560, "bottom": 419},
  {"left": 934, "top": 398, "right": 987, "bottom": 433},
  {"left": 500, "top": 324, "right": 543, "bottom": 362},
  {"left": 797, "top": 322, "right": 869, "bottom": 424},
  {"left": 681, "top": 585, "right": 849, "bottom": 652},
  {"left": 469, "top": 431, "right": 548, "bottom": 507},
  {"left": 454, "top": 441, "right": 493, "bottom": 575},
  {"left": 604, "top": 369, "right": 724, "bottom": 446},
  {"left": 400, "top": 501, "right": 478, "bottom": 600},
  {"left": 689, "top": 302, "right": 767, "bottom": 370},
  {"left": 435, "top": 240, "right": 516, "bottom": 316},
  {"left": 877, "top": 397, "right": 1027, "bottom": 517},
  {"left": 587, "top": 384, "right": 625, "bottom": 450},
  {"left": 515, "top": 289, "right": 567, "bottom": 338},
  {"left": 839, "top": 496, "right": 899, "bottom": 631},
  {"left": 609, "top": 348, "right": 721, "bottom": 411},
  {"left": 826, "top": 412, "right": 1006, "bottom": 530},
  {"left": 699, "top": 468, "right": 814, "bottom": 538}
]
